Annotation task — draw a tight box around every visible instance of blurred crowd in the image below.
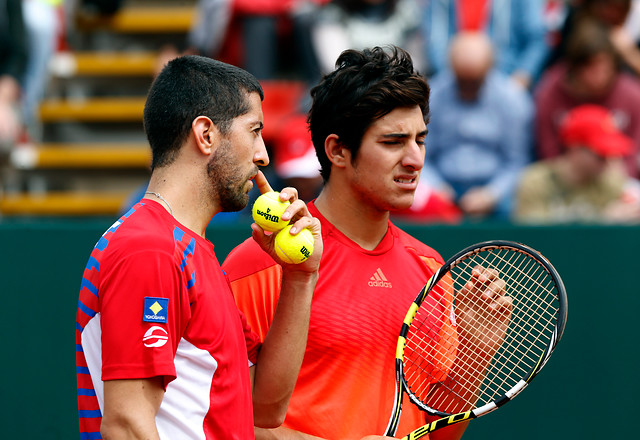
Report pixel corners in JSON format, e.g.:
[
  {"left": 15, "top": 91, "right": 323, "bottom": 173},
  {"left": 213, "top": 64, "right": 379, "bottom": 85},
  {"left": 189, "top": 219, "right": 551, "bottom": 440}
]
[{"left": 2, "top": 0, "right": 640, "bottom": 225}]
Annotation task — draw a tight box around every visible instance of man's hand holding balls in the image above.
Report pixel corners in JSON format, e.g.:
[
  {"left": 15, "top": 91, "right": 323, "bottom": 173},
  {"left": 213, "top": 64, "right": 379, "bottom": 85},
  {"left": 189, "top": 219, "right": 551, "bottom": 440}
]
[
  {"left": 251, "top": 171, "right": 321, "bottom": 270},
  {"left": 252, "top": 191, "right": 291, "bottom": 232},
  {"left": 274, "top": 225, "right": 314, "bottom": 264}
]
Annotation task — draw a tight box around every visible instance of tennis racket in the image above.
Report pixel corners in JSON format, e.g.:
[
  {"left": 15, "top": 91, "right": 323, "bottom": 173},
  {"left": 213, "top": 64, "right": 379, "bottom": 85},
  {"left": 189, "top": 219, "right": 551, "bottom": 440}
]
[{"left": 384, "top": 240, "right": 567, "bottom": 439}]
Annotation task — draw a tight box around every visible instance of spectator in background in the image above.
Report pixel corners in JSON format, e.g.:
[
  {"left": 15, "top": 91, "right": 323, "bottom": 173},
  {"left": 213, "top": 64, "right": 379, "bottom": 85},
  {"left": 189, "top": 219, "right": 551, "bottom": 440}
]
[
  {"left": 21, "top": 0, "right": 64, "bottom": 141},
  {"left": 0, "top": 0, "right": 27, "bottom": 154},
  {"left": 547, "top": 0, "right": 640, "bottom": 77},
  {"left": 229, "top": 0, "right": 329, "bottom": 81},
  {"left": 187, "top": 0, "right": 233, "bottom": 59},
  {"left": 232, "top": 0, "right": 296, "bottom": 79},
  {"left": 157, "top": 0, "right": 330, "bottom": 82},
  {"left": 310, "top": 0, "right": 424, "bottom": 76},
  {"left": 154, "top": 0, "right": 233, "bottom": 75},
  {"left": 421, "top": 32, "right": 533, "bottom": 220},
  {"left": 420, "top": 0, "right": 550, "bottom": 90},
  {"left": 514, "top": 104, "right": 640, "bottom": 223},
  {"left": 534, "top": 17, "right": 640, "bottom": 178}
]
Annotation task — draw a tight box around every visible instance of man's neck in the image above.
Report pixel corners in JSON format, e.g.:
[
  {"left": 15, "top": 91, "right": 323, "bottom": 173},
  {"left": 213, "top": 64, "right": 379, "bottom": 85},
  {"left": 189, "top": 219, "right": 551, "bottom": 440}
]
[
  {"left": 314, "top": 182, "right": 390, "bottom": 251},
  {"left": 146, "top": 168, "right": 215, "bottom": 238}
]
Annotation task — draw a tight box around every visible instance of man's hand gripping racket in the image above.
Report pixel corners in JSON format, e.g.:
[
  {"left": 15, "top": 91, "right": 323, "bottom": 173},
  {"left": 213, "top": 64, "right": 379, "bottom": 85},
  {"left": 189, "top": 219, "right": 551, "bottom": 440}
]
[{"left": 385, "top": 241, "right": 568, "bottom": 439}]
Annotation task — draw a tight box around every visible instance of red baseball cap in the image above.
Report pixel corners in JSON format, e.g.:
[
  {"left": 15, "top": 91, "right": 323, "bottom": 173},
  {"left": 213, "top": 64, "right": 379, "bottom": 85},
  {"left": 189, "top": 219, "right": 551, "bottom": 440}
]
[{"left": 560, "top": 104, "right": 632, "bottom": 157}]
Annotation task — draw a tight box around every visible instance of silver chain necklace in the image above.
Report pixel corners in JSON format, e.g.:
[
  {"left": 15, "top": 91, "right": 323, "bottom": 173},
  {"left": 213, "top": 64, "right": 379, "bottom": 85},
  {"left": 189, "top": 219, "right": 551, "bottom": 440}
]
[{"left": 145, "top": 191, "right": 174, "bottom": 216}]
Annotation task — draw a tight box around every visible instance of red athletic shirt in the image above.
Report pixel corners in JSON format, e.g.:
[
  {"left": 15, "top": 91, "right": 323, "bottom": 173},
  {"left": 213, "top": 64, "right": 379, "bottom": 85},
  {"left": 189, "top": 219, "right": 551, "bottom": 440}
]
[
  {"left": 223, "top": 202, "right": 456, "bottom": 439},
  {"left": 76, "top": 200, "right": 260, "bottom": 439}
]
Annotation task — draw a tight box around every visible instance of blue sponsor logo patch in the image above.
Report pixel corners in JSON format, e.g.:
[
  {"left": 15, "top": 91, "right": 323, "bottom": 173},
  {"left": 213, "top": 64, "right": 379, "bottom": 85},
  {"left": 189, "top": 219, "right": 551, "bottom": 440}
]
[{"left": 143, "top": 297, "right": 169, "bottom": 323}]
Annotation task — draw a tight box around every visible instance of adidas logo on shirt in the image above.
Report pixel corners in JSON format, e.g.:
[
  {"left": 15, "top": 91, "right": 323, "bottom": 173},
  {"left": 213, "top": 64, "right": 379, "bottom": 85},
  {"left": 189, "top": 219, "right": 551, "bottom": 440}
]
[{"left": 368, "top": 268, "right": 392, "bottom": 288}]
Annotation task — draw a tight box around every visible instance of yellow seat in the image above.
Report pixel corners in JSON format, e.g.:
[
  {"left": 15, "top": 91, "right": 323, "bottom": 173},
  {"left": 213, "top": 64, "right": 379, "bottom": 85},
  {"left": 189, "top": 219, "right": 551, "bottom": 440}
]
[
  {"left": 0, "top": 192, "right": 130, "bottom": 216},
  {"left": 39, "top": 97, "right": 146, "bottom": 122}
]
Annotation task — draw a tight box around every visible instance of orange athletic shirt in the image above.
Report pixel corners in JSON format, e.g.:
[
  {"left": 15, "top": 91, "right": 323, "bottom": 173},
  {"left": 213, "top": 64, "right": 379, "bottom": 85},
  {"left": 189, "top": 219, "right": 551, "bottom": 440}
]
[{"left": 223, "top": 202, "right": 457, "bottom": 439}]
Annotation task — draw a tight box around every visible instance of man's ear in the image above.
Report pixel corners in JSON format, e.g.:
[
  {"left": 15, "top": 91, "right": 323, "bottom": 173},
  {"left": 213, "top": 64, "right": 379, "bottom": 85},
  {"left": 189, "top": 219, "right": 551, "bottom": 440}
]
[
  {"left": 325, "top": 134, "right": 350, "bottom": 168},
  {"left": 192, "top": 116, "right": 220, "bottom": 156}
]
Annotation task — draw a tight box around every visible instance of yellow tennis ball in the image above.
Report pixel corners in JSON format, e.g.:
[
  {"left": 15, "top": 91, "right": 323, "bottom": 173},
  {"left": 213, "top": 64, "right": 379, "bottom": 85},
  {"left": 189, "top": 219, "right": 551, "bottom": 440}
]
[
  {"left": 274, "top": 225, "right": 314, "bottom": 264},
  {"left": 252, "top": 191, "right": 291, "bottom": 232}
]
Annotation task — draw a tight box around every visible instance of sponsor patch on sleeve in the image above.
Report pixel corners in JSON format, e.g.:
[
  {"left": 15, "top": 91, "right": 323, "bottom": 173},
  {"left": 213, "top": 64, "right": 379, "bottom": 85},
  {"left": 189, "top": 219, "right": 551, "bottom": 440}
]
[{"left": 143, "top": 297, "right": 169, "bottom": 324}]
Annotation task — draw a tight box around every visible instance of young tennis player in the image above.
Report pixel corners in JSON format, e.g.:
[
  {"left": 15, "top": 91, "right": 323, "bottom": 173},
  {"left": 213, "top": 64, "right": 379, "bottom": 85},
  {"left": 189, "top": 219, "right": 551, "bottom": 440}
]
[{"left": 223, "top": 46, "right": 510, "bottom": 440}]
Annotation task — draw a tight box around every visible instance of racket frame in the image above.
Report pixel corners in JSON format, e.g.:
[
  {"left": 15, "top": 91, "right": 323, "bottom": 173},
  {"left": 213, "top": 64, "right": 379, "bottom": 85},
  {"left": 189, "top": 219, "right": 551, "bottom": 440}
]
[{"left": 385, "top": 240, "right": 568, "bottom": 439}]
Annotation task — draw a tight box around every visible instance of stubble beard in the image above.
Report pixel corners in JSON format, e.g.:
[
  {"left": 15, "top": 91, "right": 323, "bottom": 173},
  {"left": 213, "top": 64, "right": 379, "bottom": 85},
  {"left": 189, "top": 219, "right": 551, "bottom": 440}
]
[{"left": 206, "top": 139, "right": 253, "bottom": 212}]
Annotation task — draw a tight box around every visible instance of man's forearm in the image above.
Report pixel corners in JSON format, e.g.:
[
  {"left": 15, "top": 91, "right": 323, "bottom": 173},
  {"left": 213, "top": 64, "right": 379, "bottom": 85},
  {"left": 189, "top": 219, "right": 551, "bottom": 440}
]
[{"left": 252, "top": 270, "right": 317, "bottom": 427}]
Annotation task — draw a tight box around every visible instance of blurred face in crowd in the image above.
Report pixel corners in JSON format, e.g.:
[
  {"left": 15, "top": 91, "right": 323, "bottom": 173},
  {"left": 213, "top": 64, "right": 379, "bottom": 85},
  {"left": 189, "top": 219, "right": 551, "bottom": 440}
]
[
  {"left": 574, "top": 52, "right": 617, "bottom": 97},
  {"left": 449, "top": 32, "right": 493, "bottom": 102},
  {"left": 566, "top": 146, "right": 608, "bottom": 184}
]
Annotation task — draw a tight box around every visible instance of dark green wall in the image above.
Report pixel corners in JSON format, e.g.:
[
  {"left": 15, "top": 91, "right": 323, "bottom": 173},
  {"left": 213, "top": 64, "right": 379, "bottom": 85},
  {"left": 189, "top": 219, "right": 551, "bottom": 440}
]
[{"left": 0, "top": 220, "right": 637, "bottom": 439}]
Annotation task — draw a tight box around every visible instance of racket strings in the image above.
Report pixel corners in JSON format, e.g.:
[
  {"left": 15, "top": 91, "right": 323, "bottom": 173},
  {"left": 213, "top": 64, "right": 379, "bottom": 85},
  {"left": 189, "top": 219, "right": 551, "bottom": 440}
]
[
  {"left": 402, "top": 247, "right": 560, "bottom": 415},
  {"left": 440, "top": 251, "right": 557, "bottom": 408},
  {"left": 407, "top": 254, "right": 557, "bottom": 410}
]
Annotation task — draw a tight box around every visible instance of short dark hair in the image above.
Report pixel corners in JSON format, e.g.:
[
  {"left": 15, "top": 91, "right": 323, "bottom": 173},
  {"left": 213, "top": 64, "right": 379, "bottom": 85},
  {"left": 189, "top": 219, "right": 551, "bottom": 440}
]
[
  {"left": 308, "top": 46, "right": 430, "bottom": 181},
  {"left": 565, "top": 18, "right": 620, "bottom": 76},
  {"left": 143, "top": 55, "right": 264, "bottom": 169}
]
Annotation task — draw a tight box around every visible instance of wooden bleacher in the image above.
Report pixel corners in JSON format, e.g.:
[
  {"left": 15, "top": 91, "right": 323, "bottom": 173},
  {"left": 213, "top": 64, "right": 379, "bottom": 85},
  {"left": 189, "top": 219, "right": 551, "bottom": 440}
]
[
  {"left": 11, "top": 143, "right": 150, "bottom": 169},
  {"left": 39, "top": 97, "right": 146, "bottom": 123},
  {"left": 1, "top": 1, "right": 192, "bottom": 217},
  {"left": 50, "top": 51, "right": 158, "bottom": 77},
  {"left": 0, "top": 0, "right": 305, "bottom": 217},
  {"left": 0, "top": 192, "right": 130, "bottom": 216},
  {"left": 75, "top": 4, "right": 195, "bottom": 34}
]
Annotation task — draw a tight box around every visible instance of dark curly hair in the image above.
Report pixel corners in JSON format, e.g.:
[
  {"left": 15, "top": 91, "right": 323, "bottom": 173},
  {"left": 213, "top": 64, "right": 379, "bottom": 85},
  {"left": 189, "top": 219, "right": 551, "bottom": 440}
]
[
  {"left": 565, "top": 17, "right": 621, "bottom": 78},
  {"left": 308, "top": 46, "right": 430, "bottom": 181}
]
